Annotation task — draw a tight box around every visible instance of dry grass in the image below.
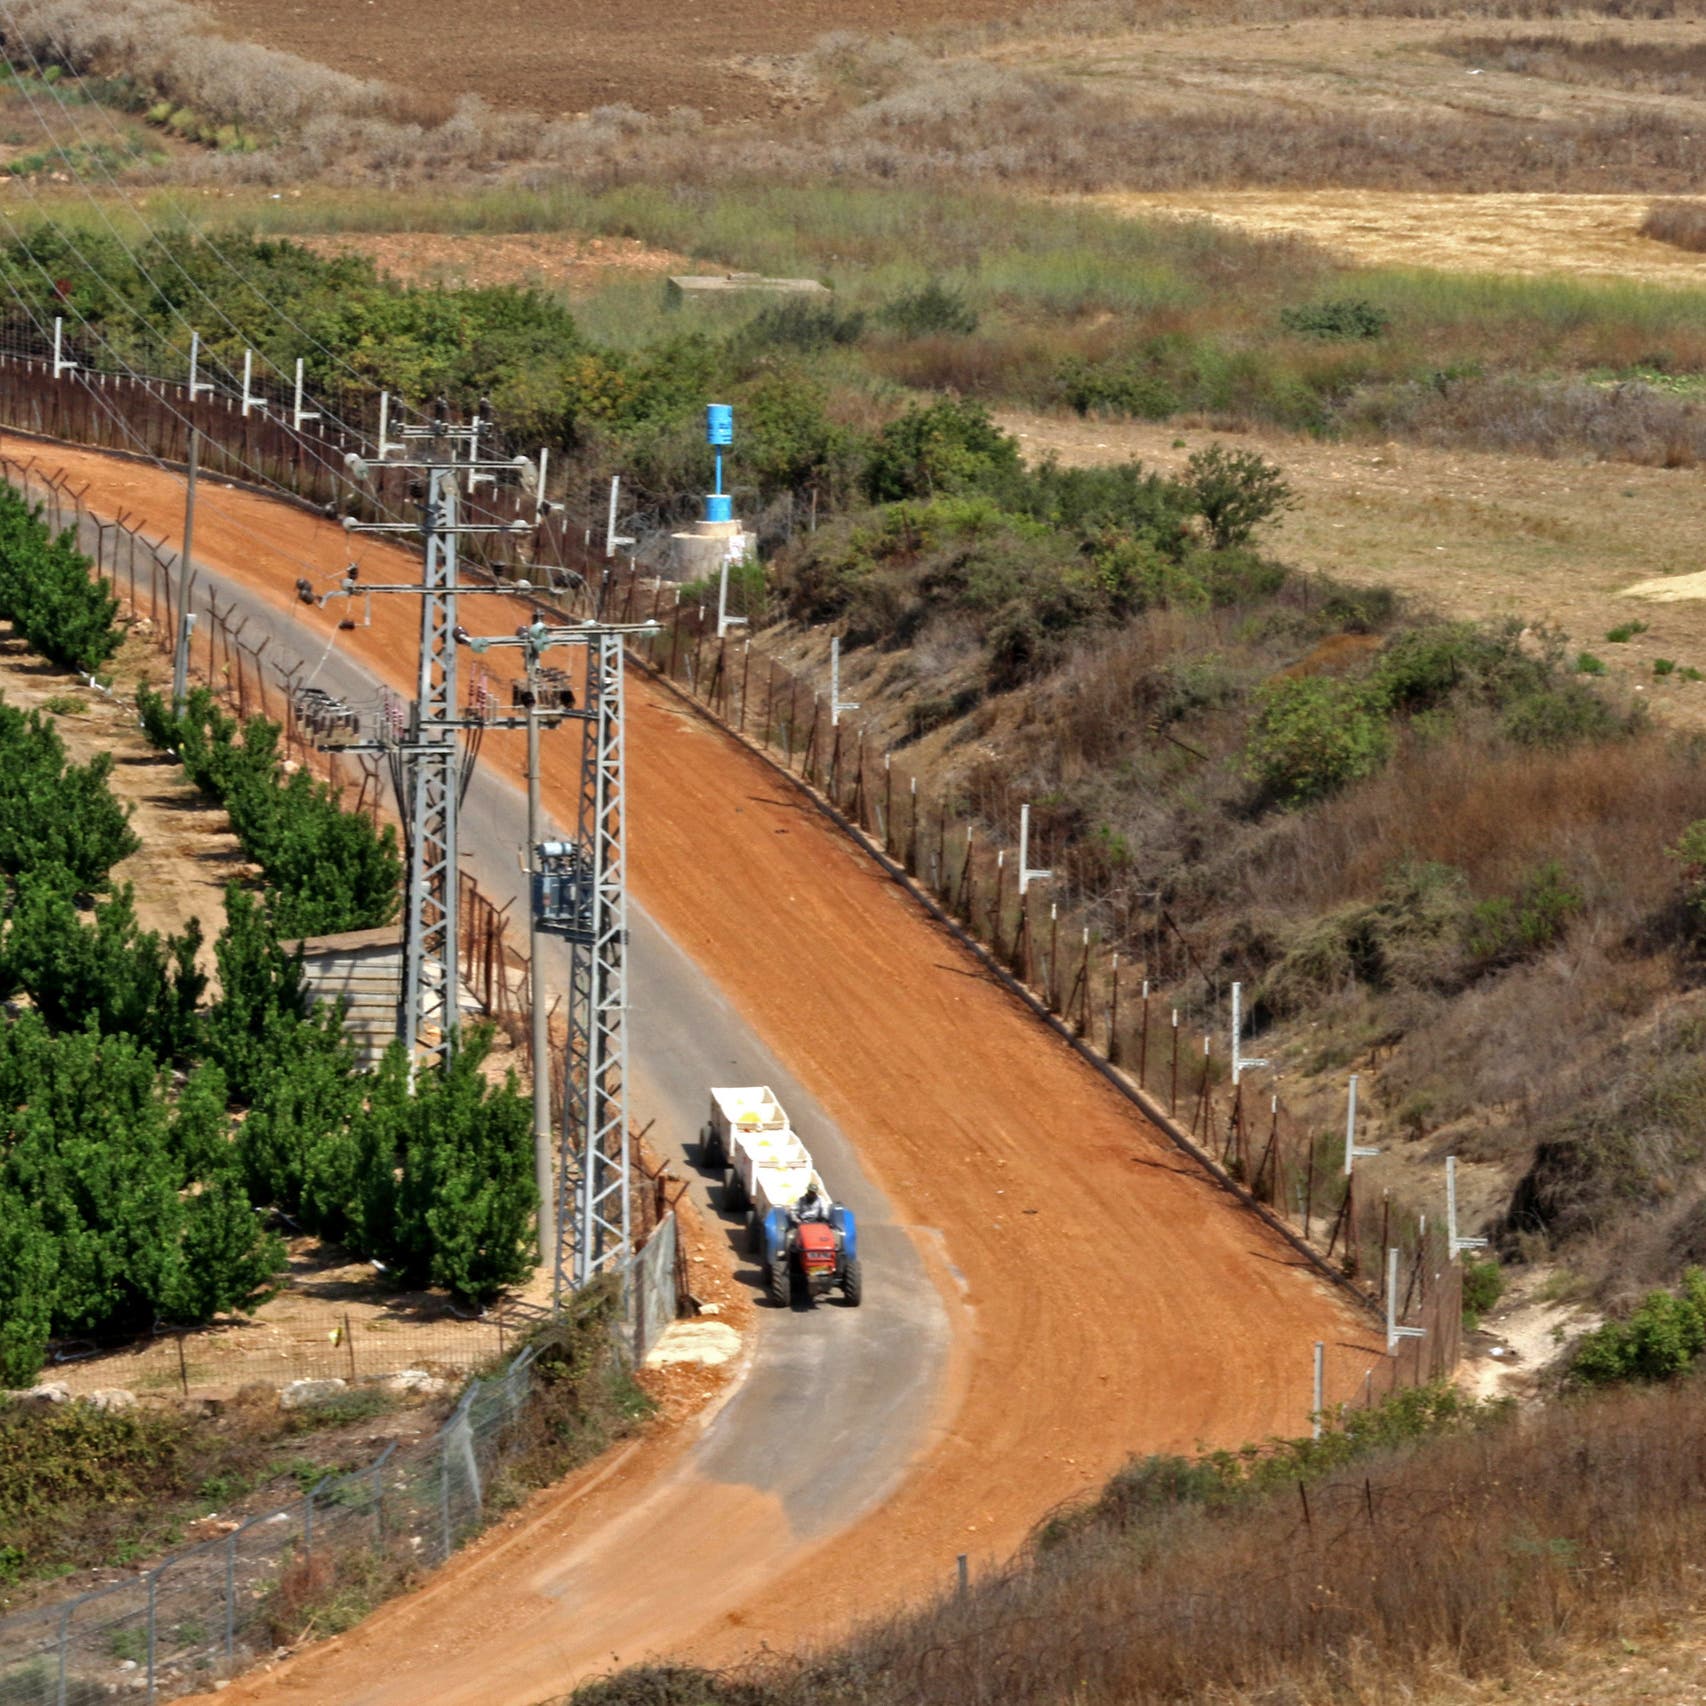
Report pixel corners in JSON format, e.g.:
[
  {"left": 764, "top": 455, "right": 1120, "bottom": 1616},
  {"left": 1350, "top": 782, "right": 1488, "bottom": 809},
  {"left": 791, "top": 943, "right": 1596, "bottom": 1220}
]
[
  {"left": 569, "top": 1379, "right": 1706, "bottom": 1706},
  {"left": 1245, "top": 720, "right": 1697, "bottom": 919},
  {"left": 19, "top": 0, "right": 1706, "bottom": 190},
  {"left": 1440, "top": 31, "right": 1706, "bottom": 90},
  {"left": 1641, "top": 198, "right": 1706, "bottom": 252}
]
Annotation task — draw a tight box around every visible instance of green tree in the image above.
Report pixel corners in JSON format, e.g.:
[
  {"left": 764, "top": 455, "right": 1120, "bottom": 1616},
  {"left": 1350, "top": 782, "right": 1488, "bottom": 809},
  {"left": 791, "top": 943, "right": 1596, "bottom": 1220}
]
[
  {"left": 0, "top": 1195, "right": 55, "bottom": 1386},
  {"left": 0, "top": 696, "right": 137, "bottom": 889},
  {"left": 203, "top": 885, "right": 311, "bottom": 1103},
  {"left": 2, "top": 876, "right": 204, "bottom": 1058},
  {"left": 1184, "top": 444, "right": 1296, "bottom": 550}
]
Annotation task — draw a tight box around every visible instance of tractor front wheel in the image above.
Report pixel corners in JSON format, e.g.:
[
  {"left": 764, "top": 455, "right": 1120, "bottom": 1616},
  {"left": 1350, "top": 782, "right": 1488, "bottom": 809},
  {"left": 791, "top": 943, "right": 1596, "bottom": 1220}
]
[
  {"left": 768, "top": 1252, "right": 791, "bottom": 1307},
  {"left": 841, "top": 1256, "right": 862, "bottom": 1308}
]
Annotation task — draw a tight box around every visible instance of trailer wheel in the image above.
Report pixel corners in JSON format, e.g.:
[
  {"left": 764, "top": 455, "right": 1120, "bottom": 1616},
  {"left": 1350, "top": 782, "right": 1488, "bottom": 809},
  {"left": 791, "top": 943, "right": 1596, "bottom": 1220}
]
[
  {"left": 745, "top": 1211, "right": 762, "bottom": 1255},
  {"left": 723, "top": 1167, "right": 746, "bottom": 1212},
  {"left": 768, "top": 1252, "right": 791, "bottom": 1307},
  {"left": 841, "top": 1257, "right": 863, "bottom": 1308},
  {"left": 701, "top": 1124, "right": 722, "bottom": 1169}
]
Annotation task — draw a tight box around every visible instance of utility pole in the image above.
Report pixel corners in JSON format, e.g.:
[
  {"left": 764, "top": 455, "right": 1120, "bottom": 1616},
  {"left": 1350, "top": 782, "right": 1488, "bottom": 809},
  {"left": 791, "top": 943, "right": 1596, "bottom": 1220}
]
[
  {"left": 326, "top": 434, "right": 657, "bottom": 1299},
  {"left": 475, "top": 618, "right": 657, "bottom": 1301},
  {"left": 171, "top": 430, "right": 199, "bottom": 716},
  {"left": 527, "top": 697, "right": 555, "bottom": 1278}
]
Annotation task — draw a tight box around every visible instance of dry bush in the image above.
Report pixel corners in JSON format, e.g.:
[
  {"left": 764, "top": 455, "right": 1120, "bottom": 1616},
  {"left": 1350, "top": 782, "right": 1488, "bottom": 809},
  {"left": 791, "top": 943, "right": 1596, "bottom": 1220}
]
[
  {"left": 1343, "top": 374, "right": 1706, "bottom": 467},
  {"left": 1642, "top": 198, "right": 1706, "bottom": 252},
  {"left": 615, "top": 1380, "right": 1706, "bottom": 1706},
  {"left": 2, "top": 0, "right": 394, "bottom": 131},
  {"left": 1441, "top": 32, "right": 1706, "bottom": 91},
  {"left": 1242, "top": 720, "right": 1695, "bottom": 920}
]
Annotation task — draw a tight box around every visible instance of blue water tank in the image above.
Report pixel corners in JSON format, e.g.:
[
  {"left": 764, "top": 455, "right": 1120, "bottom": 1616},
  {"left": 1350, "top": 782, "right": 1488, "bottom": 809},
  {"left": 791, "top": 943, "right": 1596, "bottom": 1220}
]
[
  {"left": 706, "top": 403, "right": 734, "bottom": 446},
  {"left": 705, "top": 492, "right": 734, "bottom": 523}
]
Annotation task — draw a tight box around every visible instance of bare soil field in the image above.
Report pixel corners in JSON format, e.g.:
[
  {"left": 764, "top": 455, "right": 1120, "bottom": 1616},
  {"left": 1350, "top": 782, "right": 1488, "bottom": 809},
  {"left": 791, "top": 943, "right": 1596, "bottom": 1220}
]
[
  {"left": 1087, "top": 189, "right": 1706, "bottom": 283},
  {"left": 998, "top": 407, "right": 1706, "bottom": 728},
  {"left": 190, "top": 0, "right": 1036, "bottom": 123},
  {"left": 4, "top": 436, "right": 1375, "bottom": 1701}
]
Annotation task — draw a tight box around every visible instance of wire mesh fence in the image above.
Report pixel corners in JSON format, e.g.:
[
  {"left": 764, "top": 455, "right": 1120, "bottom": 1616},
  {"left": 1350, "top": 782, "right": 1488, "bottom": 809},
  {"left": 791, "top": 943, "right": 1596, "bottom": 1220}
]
[
  {"left": 0, "top": 1210, "right": 679, "bottom": 1706},
  {"left": 0, "top": 1342, "right": 539, "bottom": 1706}
]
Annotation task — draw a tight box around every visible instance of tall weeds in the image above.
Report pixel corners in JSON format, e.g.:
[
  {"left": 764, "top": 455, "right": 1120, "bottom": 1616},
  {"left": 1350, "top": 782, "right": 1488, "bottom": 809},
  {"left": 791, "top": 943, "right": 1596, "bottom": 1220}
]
[{"left": 568, "top": 1380, "right": 1706, "bottom": 1705}]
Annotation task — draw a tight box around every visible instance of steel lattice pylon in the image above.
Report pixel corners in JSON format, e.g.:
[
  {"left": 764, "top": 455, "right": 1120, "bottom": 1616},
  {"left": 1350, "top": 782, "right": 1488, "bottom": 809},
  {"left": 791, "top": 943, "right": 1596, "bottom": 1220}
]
[
  {"left": 399, "top": 464, "right": 462, "bottom": 1069},
  {"left": 559, "top": 631, "right": 631, "bottom": 1295}
]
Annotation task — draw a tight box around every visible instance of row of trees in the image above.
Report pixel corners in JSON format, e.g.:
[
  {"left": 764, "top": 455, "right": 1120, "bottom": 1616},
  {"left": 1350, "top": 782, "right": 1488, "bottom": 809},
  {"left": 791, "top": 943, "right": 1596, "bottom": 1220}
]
[
  {"left": 0, "top": 483, "right": 120, "bottom": 677},
  {"left": 138, "top": 686, "right": 401, "bottom": 936},
  {"left": 0, "top": 496, "right": 535, "bottom": 1387}
]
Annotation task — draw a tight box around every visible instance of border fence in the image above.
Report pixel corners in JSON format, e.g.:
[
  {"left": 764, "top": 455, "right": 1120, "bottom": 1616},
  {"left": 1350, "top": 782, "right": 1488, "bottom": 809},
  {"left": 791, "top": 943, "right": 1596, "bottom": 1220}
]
[{"left": 0, "top": 366, "right": 1470, "bottom": 1386}]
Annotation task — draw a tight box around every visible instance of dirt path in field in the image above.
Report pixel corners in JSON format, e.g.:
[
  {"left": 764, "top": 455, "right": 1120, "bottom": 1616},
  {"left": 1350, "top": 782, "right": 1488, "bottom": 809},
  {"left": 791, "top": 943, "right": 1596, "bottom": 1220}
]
[
  {"left": 997, "top": 407, "right": 1706, "bottom": 726},
  {"left": 3, "top": 435, "right": 1376, "bottom": 1700},
  {"left": 0, "top": 626, "right": 244, "bottom": 946},
  {"left": 295, "top": 233, "right": 693, "bottom": 297}
]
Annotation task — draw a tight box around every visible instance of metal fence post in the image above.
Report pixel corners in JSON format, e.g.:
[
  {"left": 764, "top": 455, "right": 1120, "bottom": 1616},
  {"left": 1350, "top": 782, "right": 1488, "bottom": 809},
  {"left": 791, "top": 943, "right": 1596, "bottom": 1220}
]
[
  {"left": 57, "top": 1601, "right": 69, "bottom": 1706},
  {"left": 225, "top": 1531, "right": 237, "bottom": 1665},
  {"left": 304, "top": 1488, "right": 314, "bottom": 1565},
  {"left": 439, "top": 1443, "right": 452, "bottom": 1562},
  {"left": 146, "top": 1568, "right": 157, "bottom": 1703},
  {"left": 373, "top": 1458, "right": 386, "bottom": 1544}
]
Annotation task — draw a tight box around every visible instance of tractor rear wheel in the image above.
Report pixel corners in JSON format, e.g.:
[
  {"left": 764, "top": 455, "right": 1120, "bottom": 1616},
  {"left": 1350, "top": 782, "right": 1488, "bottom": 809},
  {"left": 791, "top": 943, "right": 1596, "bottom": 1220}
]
[
  {"left": 841, "top": 1257, "right": 862, "bottom": 1308},
  {"left": 768, "top": 1252, "right": 791, "bottom": 1306}
]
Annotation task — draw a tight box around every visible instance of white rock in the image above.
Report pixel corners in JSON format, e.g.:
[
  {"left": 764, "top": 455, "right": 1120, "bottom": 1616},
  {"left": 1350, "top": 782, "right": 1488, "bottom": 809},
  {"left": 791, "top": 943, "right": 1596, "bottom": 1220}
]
[
  {"left": 279, "top": 1378, "right": 347, "bottom": 1410},
  {"left": 644, "top": 1321, "right": 740, "bottom": 1368},
  {"left": 4, "top": 1382, "right": 71, "bottom": 1407},
  {"left": 382, "top": 1369, "right": 448, "bottom": 1398},
  {"left": 86, "top": 1388, "right": 137, "bottom": 1412}
]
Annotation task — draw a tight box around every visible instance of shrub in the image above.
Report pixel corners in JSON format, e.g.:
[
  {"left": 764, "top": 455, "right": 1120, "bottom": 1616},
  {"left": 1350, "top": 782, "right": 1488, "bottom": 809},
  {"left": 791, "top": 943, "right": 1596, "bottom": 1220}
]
[
  {"left": 1462, "top": 1258, "right": 1504, "bottom": 1330},
  {"left": 1183, "top": 445, "right": 1295, "bottom": 550},
  {"left": 1669, "top": 818, "right": 1706, "bottom": 923},
  {"left": 1280, "top": 297, "right": 1391, "bottom": 340},
  {"left": 863, "top": 398, "right": 1022, "bottom": 503},
  {"left": 1501, "top": 678, "right": 1625, "bottom": 748},
  {"left": 1576, "top": 651, "right": 1607, "bottom": 675},
  {"left": 1056, "top": 356, "right": 1181, "bottom": 421},
  {"left": 1607, "top": 621, "right": 1649, "bottom": 643},
  {"left": 878, "top": 281, "right": 980, "bottom": 338},
  {"left": 1464, "top": 860, "right": 1583, "bottom": 970},
  {"left": 733, "top": 299, "right": 866, "bottom": 354},
  {"left": 1246, "top": 676, "right": 1392, "bottom": 806},
  {"left": 1573, "top": 1269, "right": 1706, "bottom": 1384}
]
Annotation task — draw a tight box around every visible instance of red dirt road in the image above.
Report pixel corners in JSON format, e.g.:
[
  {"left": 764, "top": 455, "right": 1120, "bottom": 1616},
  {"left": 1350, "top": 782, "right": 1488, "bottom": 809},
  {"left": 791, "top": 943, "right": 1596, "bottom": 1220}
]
[{"left": 11, "top": 439, "right": 1378, "bottom": 1698}]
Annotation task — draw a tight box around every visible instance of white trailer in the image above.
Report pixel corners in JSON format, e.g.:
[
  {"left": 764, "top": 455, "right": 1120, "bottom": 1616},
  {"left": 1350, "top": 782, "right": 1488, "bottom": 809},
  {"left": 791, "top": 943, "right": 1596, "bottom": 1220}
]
[
  {"left": 700, "top": 1085, "right": 786, "bottom": 1169},
  {"left": 701, "top": 1087, "right": 825, "bottom": 1249}
]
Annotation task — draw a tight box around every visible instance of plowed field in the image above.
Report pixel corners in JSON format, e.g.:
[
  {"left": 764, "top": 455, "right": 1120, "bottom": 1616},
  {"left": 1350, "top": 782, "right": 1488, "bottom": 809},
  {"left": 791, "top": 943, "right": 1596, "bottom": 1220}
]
[{"left": 3, "top": 437, "right": 1376, "bottom": 1701}]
